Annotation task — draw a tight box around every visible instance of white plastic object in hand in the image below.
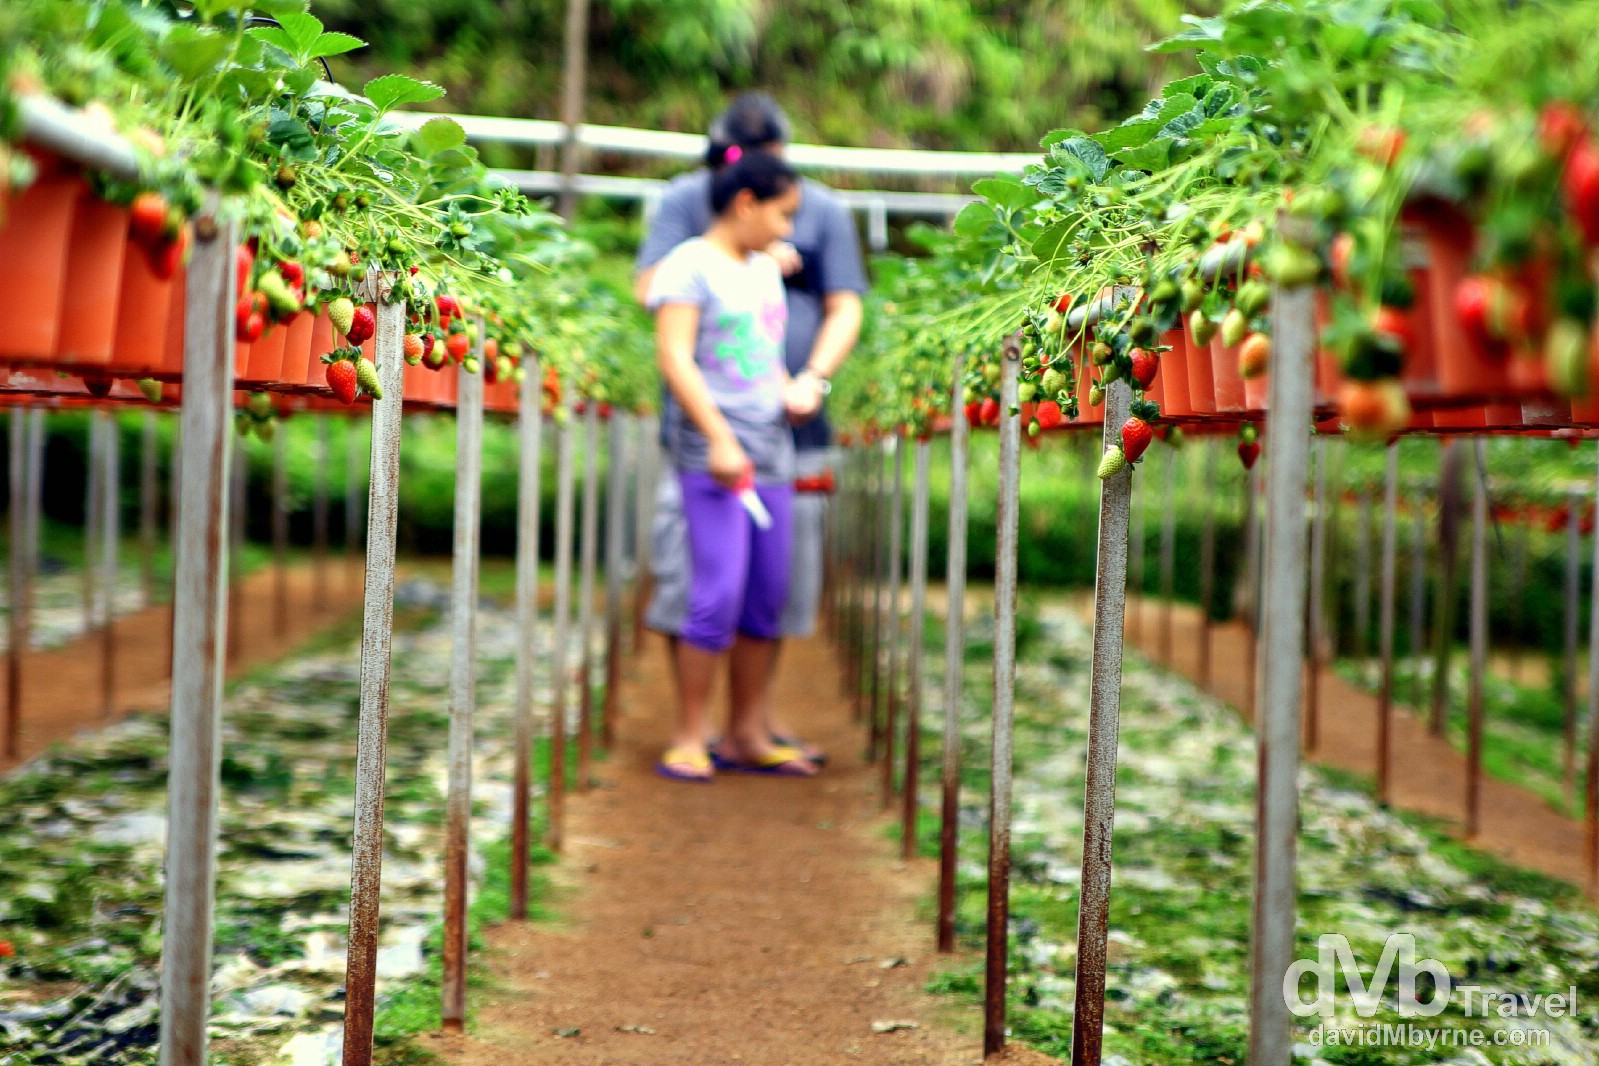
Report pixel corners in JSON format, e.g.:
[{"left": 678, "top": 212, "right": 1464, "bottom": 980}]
[{"left": 734, "top": 466, "right": 772, "bottom": 529}]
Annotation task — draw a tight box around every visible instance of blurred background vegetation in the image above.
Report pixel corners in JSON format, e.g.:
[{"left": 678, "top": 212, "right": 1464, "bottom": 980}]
[{"left": 313, "top": 0, "right": 1212, "bottom": 180}]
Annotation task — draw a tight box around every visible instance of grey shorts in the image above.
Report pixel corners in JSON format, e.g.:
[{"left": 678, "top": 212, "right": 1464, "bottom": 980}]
[{"left": 645, "top": 449, "right": 834, "bottom": 640}]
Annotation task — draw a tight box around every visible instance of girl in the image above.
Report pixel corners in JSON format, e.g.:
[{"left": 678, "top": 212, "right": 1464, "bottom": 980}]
[{"left": 646, "top": 149, "right": 819, "bottom": 782}]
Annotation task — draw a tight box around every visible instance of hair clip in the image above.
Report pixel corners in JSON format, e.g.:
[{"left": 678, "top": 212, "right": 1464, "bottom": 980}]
[{"left": 725, "top": 145, "right": 743, "bottom": 164}]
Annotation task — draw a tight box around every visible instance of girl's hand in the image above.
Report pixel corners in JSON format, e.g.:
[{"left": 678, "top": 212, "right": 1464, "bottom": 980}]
[{"left": 708, "top": 435, "right": 750, "bottom": 489}]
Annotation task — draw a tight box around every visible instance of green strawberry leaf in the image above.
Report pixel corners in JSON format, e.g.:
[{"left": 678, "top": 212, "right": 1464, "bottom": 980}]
[
  {"left": 973, "top": 175, "right": 1037, "bottom": 213},
  {"left": 309, "top": 32, "right": 365, "bottom": 61},
  {"left": 160, "top": 25, "right": 230, "bottom": 82},
  {"left": 953, "top": 202, "right": 998, "bottom": 240},
  {"left": 1055, "top": 137, "right": 1109, "bottom": 183},
  {"left": 1030, "top": 221, "right": 1075, "bottom": 266},
  {"left": 364, "top": 74, "right": 445, "bottom": 114},
  {"left": 413, "top": 117, "right": 468, "bottom": 158}
]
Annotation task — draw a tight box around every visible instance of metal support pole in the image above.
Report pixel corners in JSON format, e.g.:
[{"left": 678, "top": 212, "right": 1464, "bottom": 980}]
[
  {"left": 1510, "top": 514, "right": 1529, "bottom": 684},
  {"left": 602, "top": 413, "right": 626, "bottom": 749},
  {"left": 549, "top": 401, "right": 576, "bottom": 852},
  {"left": 631, "top": 416, "right": 655, "bottom": 656},
  {"left": 1409, "top": 488, "right": 1428, "bottom": 710},
  {"left": 1242, "top": 462, "right": 1260, "bottom": 716},
  {"left": 1377, "top": 444, "right": 1399, "bottom": 806},
  {"left": 313, "top": 416, "right": 329, "bottom": 611},
  {"left": 1306, "top": 439, "right": 1327, "bottom": 751},
  {"left": 1466, "top": 440, "right": 1487, "bottom": 839},
  {"left": 1245, "top": 280, "right": 1314, "bottom": 1066},
  {"left": 1355, "top": 488, "right": 1374, "bottom": 661},
  {"left": 99, "top": 412, "right": 119, "bottom": 720},
  {"left": 140, "top": 411, "right": 159, "bottom": 610},
  {"left": 441, "top": 343, "right": 484, "bottom": 1032},
  {"left": 1586, "top": 442, "right": 1599, "bottom": 890},
  {"left": 84, "top": 414, "right": 100, "bottom": 639},
  {"left": 1068, "top": 374, "right": 1134, "bottom": 1066},
  {"left": 346, "top": 416, "right": 364, "bottom": 591},
  {"left": 511, "top": 358, "right": 543, "bottom": 919},
  {"left": 6, "top": 412, "right": 27, "bottom": 760},
  {"left": 1431, "top": 440, "right": 1460, "bottom": 737},
  {"left": 272, "top": 424, "right": 288, "bottom": 638},
  {"left": 158, "top": 205, "right": 236, "bottom": 1066},
  {"left": 937, "top": 382, "right": 969, "bottom": 955},
  {"left": 882, "top": 432, "right": 905, "bottom": 808},
  {"left": 1566, "top": 488, "right": 1582, "bottom": 807},
  {"left": 576, "top": 400, "right": 600, "bottom": 790},
  {"left": 1198, "top": 442, "right": 1217, "bottom": 689},
  {"left": 863, "top": 445, "right": 882, "bottom": 751},
  {"left": 339, "top": 271, "right": 407, "bottom": 1066},
  {"left": 1130, "top": 462, "right": 1146, "bottom": 642},
  {"left": 1158, "top": 448, "right": 1176, "bottom": 664},
  {"left": 25, "top": 411, "right": 42, "bottom": 639},
  {"left": 227, "top": 430, "right": 246, "bottom": 665},
  {"left": 902, "top": 436, "right": 930, "bottom": 860},
  {"left": 983, "top": 346, "right": 1021, "bottom": 1059}
]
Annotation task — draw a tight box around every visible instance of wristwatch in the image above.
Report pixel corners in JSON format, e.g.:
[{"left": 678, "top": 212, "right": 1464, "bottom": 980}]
[{"left": 799, "top": 367, "right": 832, "bottom": 395}]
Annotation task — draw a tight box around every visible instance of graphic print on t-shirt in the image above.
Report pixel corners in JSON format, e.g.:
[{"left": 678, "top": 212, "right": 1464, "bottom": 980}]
[{"left": 710, "top": 298, "right": 787, "bottom": 389}]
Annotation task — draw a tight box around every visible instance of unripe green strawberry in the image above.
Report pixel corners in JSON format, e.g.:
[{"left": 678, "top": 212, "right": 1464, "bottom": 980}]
[
  {"left": 1097, "top": 445, "right": 1128, "bottom": 480},
  {"left": 463, "top": 356, "right": 481, "bottom": 374},
  {"left": 235, "top": 412, "right": 251, "bottom": 437},
  {"left": 1017, "top": 381, "right": 1037, "bottom": 403},
  {"left": 257, "top": 270, "right": 300, "bottom": 315},
  {"left": 497, "top": 356, "right": 514, "bottom": 382},
  {"left": 1180, "top": 279, "right": 1205, "bottom": 313},
  {"left": 1262, "top": 242, "right": 1322, "bottom": 288},
  {"left": 1090, "top": 340, "right": 1114, "bottom": 366},
  {"left": 1235, "top": 280, "right": 1270, "bottom": 317},
  {"left": 255, "top": 418, "right": 275, "bottom": 443},
  {"left": 329, "top": 297, "right": 355, "bottom": 336},
  {"left": 135, "top": 378, "right": 162, "bottom": 404},
  {"left": 1548, "top": 317, "right": 1589, "bottom": 397},
  {"left": 1221, "top": 307, "right": 1249, "bottom": 347},
  {"left": 248, "top": 391, "right": 274, "bottom": 419},
  {"left": 1089, "top": 382, "right": 1105, "bottom": 406},
  {"left": 355, "top": 358, "right": 382, "bottom": 399},
  {"left": 1040, "top": 367, "right": 1068, "bottom": 398},
  {"left": 1027, "top": 419, "right": 1041, "bottom": 438},
  {"left": 1190, "top": 309, "right": 1219, "bottom": 346}
]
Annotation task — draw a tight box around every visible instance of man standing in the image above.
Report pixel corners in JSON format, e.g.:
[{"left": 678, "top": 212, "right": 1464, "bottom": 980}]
[{"left": 635, "top": 92, "right": 866, "bottom": 770}]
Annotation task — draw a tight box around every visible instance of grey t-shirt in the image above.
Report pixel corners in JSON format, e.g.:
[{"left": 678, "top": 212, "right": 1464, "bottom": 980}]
[
  {"left": 646, "top": 237, "right": 795, "bottom": 483},
  {"left": 637, "top": 172, "right": 868, "bottom": 451}
]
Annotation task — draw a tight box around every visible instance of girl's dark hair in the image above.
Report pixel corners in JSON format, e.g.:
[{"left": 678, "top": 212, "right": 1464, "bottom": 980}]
[{"left": 709, "top": 150, "right": 798, "bottom": 215}]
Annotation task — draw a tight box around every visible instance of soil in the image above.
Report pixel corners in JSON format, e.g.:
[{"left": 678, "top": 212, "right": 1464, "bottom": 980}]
[
  {"left": 1118, "top": 593, "right": 1596, "bottom": 891},
  {"left": 0, "top": 555, "right": 367, "bottom": 774},
  {"left": 432, "top": 631, "right": 1011, "bottom": 1066}
]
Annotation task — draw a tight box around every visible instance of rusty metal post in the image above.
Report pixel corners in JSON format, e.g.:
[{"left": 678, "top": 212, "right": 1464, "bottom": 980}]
[
  {"left": 902, "top": 436, "right": 930, "bottom": 860},
  {"left": 1245, "top": 279, "right": 1314, "bottom": 1066},
  {"left": 1566, "top": 488, "right": 1582, "bottom": 807},
  {"left": 882, "top": 431, "right": 905, "bottom": 808},
  {"left": 99, "top": 412, "right": 119, "bottom": 720},
  {"left": 1377, "top": 443, "right": 1399, "bottom": 806},
  {"left": 576, "top": 399, "right": 600, "bottom": 790},
  {"left": 83, "top": 413, "right": 101, "bottom": 639},
  {"left": 937, "top": 380, "right": 970, "bottom": 955},
  {"left": 1067, "top": 375, "right": 1134, "bottom": 1066},
  {"left": 1409, "top": 486, "right": 1428, "bottom": 709},
  {"left": 983, "top": 345, "right": 1021, "bottom": 1059},
  {"left": 441, "top": 339, "right": 485, "bottom": 1032},
  {"left": 1198, "top": 441, "right": 1217, "bottom": 689},
  {"left": 862, "top": 444, "right": 882, "bottom": 749},
  {"left": 1466, "top": 440, "right": 1488, "bottom": 840},
  {"left": 548, "top": 399, "right": 576, "bottom": 852},
  {"left": 272, "top": 424, "right": 288, "bottom": 638},
  {"left": 339, "top": 272, "right": 408, "bottom": 1066},
  {"left": 1158, "top": 446, "right": 1176, "bottom": 664},
  {"left": 25, "top": 411, "right": 42, "bottom": 637},
  {"left": 226, "top": 429, "right": 246, "bottom": 665},
  {"left": 1243, "top": 462, "right": 1260, "bottom": 716},
  {"left": 1306, "top": 438, "right": 1327, "bottom": 751},
  {"left": 140, "top": 412, "right": 159, "bottom": 610},
  {"left": 313, "top": 415, "right": 329, "bottom": 611},
  {"left": 6, "top": 411, "right": 27, "bottom": 760},
  {"left": 158, "top": 204, "right": 236, "bottom": 1066},
  {"left": 602, "top": 412, "right": 626, "bottom": 749},
  {"left": 511, "top": 357, "right": 543, "bottom": 919}
]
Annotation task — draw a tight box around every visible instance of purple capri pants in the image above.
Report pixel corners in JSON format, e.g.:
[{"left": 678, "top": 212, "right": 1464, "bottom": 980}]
[{"left": 678, "top": 470, "right": 795, "bottom": 653}]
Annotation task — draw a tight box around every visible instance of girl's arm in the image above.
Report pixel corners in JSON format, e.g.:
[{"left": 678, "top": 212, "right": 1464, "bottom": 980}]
[{"left": 656, "top": 302, "right": 748, "bottom": 488}]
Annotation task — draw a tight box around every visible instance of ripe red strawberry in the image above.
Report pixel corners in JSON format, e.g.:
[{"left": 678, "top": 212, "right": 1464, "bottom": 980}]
[
  {"left": 327, "top": 359, "right": 358, "bottom": 405},
  {"left": 235, "top": 244, "right": 254, "bottom": 300},
  {"left": 238, "top": 311, "right": 265, "bottom": 343},
  {"left": 1329, "top": 232, "right": 1355, "bottom": 289},
  {"left": 436, "top": 294, "right": 462, "bottom": 322},
  {"left": 404, "top": 333, "right": 425, "bottom": 364},
  {"left": 1237, "top": 439, "right": 1260, "bottom": 469},
  {"left": 278, "top": 260, "right": 305, "bottom": 290},
  {"left": 1121, "top": 416, "right": 1154, "bottom": 463},
  {"left": 236, "top": 292, "right": 267, "bottom": 342},
  {"left": 964, "top": 400, "right": 982, "bottom": 425},
  {"left": 1539, "top": 102, "right": 1588, "bottom": 159},
  {"left": 1053, "top": 292, "right": 1074, "bottom": 315},
  {"left": 446, "top": 332, "right": 471, "bottom": 362},
  {"left": 978, "top": 397, "right": 1001, "bottom": 427},
  {"left": 1455, "top": 275, "right": 1494, "bottom": 345},
  {"left": 147, "top": 227, "right": 187, "bottom": 281},
  {"left": 1035, "top": 400, "right": 1064, "bottom": 430},
  {"left": 1372, "top": 306, "right": 1413, "bottom": 353},
  {"left": 1562, "top": 137, "right": 1599, "bottom": 247},
  {"left": 129, "top": 192, "right": 168, "bottom": 243},
  {"left": 0, "top": 940, "right": 13, "bottom": 958},
  {"left": 1129, "top": 348, "right": 1159, "bottom": 389},
  {"left": 1357, "top": 125, "right": 1406, "bottom": 167},
  {"left": 346, "top": 305, "right": 376, "bottom": 345}
]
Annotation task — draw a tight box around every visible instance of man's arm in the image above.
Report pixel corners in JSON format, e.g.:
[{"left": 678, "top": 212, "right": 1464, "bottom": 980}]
[
  {"left": 634, "top": 184, "right": 704, "bottom": 305},
  {"left": 802, "top": 291, "right": 863, "bottom": 380}
]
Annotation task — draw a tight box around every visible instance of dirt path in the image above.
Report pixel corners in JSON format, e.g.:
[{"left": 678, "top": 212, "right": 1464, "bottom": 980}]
[
  {"left": 0, "top": 555, "right": 366, "bottom": 773},
  {"left": 1119, "top": 593, "right": 1595, "bottom": 890},
  {"left": 433, "top": 632, "right": 1021, "bottom": 1066}
]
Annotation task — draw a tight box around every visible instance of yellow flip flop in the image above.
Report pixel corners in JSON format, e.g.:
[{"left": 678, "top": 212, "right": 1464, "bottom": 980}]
[{"left": 656, "top": 746, "right": 714, "bottom": 783}]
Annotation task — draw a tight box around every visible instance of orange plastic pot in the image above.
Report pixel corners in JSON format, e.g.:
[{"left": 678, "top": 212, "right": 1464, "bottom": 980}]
[
  {"left": 1208, "top": 336, "right": 1247, "bottom": 413},
  {"left": 0, "top": 171, "right": 82, "bottom": 364},
  {"left": 240, "top": 321, "right": 289, "bottom": 388},
  {"left": 1312, "top": 291, "right": 1344, "bottom": 416},
  {"left": 1243, "top": 369, "right": 1269, "bottom": 415},
  {"left": 273, "top": 312, "right": 315, "bottom": 390},
  {"left": 1156, "top": 330, "right": 1194, "bottom": 420},
  {"left": 402, "top": 360, "right": 442, "bottom": 407},
  {"left": 55, "top": 193, "right": 127, "bottom": 368},
  {"left": 110, "top": 233, "right": 179, "bottom": 378},
  {"left": 1183, "top": 320, "right": 1217, "bottom": 416},
  {"left": 292, "top": 311, "right": 338, "bottom": 394},
  {"left": 1417, "top": 209, "right": 1515, "bottom": 406}
]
